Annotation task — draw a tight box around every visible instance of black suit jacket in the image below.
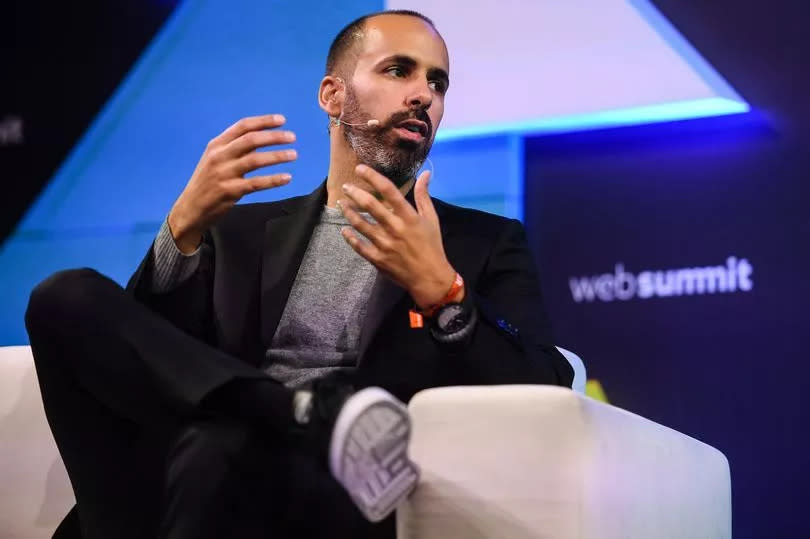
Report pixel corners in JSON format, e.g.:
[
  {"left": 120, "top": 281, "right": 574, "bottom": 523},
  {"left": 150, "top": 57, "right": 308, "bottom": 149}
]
[{"left": 127, "top": 183, "right": 572, "bottom": 404}]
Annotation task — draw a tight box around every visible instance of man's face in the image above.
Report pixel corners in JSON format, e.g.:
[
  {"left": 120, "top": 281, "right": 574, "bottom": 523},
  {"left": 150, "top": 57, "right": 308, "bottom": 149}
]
[{"left": 340, "top": 15, "right": 450, "bottom": 186}]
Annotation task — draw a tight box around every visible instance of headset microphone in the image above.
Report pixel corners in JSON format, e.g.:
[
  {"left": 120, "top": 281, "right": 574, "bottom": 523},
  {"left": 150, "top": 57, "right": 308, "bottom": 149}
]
[{"left": 333, "top": 117, "right": 380, "bottom": 128}]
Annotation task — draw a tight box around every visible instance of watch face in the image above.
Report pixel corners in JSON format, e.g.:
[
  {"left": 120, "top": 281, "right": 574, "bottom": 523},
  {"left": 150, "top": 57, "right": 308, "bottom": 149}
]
[{"left": 436, "top": 303, "right": 467, "bottom": 333}]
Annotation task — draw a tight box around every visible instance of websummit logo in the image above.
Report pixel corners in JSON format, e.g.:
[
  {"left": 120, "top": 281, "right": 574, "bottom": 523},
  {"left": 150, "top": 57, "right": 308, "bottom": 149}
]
[{"left": 569, "top": 257, "right": 753, "bottom": 303}]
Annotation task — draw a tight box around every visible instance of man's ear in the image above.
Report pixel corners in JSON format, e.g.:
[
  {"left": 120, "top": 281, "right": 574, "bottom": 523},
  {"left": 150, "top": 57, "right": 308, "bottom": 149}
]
[{"left": 318, "top": 75, "right": 343, "bottom": 117}]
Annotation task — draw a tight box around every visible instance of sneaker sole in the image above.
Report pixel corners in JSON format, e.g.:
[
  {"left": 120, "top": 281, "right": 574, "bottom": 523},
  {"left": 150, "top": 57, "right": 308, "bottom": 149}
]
[{"left": 329, "top": 387, "right": 420, "bottom": 522}]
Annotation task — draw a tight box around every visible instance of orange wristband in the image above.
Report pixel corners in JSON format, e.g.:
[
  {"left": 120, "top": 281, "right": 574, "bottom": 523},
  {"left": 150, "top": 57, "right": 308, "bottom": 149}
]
[{"left": 409, "top": 272, "right": 464, "bottom": 328}]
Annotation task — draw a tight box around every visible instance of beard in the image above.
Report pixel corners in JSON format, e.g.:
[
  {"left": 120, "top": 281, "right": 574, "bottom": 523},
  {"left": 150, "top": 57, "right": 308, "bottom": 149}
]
[{"left": 341, "top": 85, "right": 433, "bottom": 187}]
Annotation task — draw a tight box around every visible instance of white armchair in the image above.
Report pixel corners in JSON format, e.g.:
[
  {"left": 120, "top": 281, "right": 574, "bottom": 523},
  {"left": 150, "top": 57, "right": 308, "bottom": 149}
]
[
  {"left": 0, "top": 346, "right": 730, "bottom": 539},
  {"left": 397, "top": 385, "right": 731, "bottom": 538}
]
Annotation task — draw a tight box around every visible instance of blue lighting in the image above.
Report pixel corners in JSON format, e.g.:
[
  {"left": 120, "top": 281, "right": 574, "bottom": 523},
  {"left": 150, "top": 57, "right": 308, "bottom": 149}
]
[{"left": 436, "top": 97, "right": 750, "bottom": 142}]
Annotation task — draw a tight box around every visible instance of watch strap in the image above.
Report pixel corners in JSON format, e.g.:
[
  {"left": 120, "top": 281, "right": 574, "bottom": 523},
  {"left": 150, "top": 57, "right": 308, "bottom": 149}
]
[{"left": 409, "top": 272, "right": 464, "bottom": 328}]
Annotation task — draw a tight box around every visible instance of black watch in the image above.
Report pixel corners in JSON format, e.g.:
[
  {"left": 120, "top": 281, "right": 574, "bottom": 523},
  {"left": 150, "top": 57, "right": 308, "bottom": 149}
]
[
  {"left": 430, "top": 292, "right": 476, "bottom": 342},
  {"left": 434, "top": 303, "right": 469, "bottom": 333}
]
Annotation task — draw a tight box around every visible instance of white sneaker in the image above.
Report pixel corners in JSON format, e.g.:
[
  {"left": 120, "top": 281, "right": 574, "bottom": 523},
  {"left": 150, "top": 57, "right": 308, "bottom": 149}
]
[{"left": 328, "top": 387, "right": 420, "bottom": 522}]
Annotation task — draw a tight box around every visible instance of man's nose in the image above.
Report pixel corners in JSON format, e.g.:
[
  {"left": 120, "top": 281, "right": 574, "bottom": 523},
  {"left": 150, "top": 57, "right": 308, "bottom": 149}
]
[{"left": 406, "top": 80, "right": 433, "bottom": 110}]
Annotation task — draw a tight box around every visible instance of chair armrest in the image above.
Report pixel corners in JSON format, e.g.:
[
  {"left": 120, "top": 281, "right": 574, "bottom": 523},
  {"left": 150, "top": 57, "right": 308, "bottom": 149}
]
[{"left": 397, "top": 385, "right": 730, "bottom": 539}]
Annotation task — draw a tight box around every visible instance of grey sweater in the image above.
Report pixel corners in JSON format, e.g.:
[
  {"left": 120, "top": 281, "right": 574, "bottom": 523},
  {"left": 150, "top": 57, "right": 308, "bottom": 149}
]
[
  {"left": 150, "top": 206, "right": 378, "bottom": 388},
  {"left": 263, "top": 206, "right": 377, "bottom": 387}
]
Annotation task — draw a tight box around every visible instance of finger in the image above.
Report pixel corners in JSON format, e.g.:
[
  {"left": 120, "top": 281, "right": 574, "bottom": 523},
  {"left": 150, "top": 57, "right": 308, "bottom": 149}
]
[
  {"left": 231, "top": 148, "right": 298, "bottom": 176},
  {"left": 338, "top": 199, "right": 392, "bottom": 250},
  {"left": 211, "top": 114, "right": 287, "bottom": 147},
  {"left": 227, "top": 173, "right": 292, "bottom": 197},
  {"left": 414, "top": 170, "right": 437, "bottom": 222},
  {"left": 341, "top": 226, "right": 381, "bottom": 265},
  {"left": 354, "top": 164, "right": 414, "bottom": 217},
  {"left": 223, "top": 129, "right": 296, "bottom": 160},
  {"left": 341, "top": 182, "right": 401, "bottom": 232}
]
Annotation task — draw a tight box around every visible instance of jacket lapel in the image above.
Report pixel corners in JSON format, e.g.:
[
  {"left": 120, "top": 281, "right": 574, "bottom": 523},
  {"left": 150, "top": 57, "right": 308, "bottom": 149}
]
[
  {"left": 357, "top": 273, "right": 407, "bottom": 363},
  {"left": 260, "top": 183, "right": 327, "bottom": 347}
]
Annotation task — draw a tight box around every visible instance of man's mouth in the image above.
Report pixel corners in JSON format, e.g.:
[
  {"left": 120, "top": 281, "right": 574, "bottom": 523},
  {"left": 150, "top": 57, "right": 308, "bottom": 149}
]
[{"left": 393, "top": 119, "right": 428, "bottom": 142}]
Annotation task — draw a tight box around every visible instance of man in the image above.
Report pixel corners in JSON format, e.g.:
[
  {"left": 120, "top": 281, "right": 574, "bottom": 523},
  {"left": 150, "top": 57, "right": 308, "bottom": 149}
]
[{"left": 25, "top": 9, "right": 572, "bottom": 539}]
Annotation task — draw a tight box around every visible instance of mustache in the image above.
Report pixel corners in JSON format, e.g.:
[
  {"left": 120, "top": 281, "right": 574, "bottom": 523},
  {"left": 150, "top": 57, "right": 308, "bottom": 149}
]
[{"left": 385, "top": 109, "right": 433, "bottom": 139}]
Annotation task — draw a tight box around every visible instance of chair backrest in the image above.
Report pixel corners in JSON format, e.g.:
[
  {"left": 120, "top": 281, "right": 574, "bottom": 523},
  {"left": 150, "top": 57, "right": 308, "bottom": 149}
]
[
  {"left": 555, "top": 346, "right": 586, "bottom": 393},
  {"left": 0, "top": 345, "right": 74, "bottom": 539}
]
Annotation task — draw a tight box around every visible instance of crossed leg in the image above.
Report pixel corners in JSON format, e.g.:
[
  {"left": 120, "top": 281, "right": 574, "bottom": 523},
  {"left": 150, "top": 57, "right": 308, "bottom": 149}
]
[{"left": 25, "top": 269, "right": 393, "bottom": 539}]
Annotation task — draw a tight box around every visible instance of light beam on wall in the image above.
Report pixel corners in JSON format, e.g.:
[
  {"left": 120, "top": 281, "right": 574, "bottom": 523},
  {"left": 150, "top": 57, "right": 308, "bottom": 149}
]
[{"left": 388, "top": 0, "right": 750, "bottom": 140}]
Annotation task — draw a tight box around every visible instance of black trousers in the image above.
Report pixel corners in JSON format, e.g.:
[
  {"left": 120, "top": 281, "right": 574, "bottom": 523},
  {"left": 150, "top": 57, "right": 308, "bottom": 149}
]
[{"left": 25, "top": 269, "right": 394, "bottom": 539}]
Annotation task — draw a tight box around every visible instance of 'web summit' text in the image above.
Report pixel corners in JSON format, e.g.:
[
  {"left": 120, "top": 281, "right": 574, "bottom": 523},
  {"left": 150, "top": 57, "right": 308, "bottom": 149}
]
[{"left": 569, "top": 257, "right": 753, "bottom": 303}]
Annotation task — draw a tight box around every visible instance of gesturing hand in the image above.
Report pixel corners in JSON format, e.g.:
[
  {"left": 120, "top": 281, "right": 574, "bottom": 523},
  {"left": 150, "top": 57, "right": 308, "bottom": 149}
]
[
  {"left": 168, "top": 114, "right": 297, "bottom": 253},
  {"left": 338, "top": 164, "right": 461, "bottom": 310}
]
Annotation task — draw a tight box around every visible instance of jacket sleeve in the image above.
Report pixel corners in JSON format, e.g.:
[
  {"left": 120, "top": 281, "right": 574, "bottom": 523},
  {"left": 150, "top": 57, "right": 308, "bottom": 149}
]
[
  {"left": 440, "top": 218, "right": 573, "bottom": 388},
  {"left": 126, "top": 230, "right": 217, "bottom": 346}
]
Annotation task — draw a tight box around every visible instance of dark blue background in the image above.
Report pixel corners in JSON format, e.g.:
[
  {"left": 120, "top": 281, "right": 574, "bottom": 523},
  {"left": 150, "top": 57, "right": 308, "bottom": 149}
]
[{"left": 525, "top": 2, "right": 809, "bottom": 537}]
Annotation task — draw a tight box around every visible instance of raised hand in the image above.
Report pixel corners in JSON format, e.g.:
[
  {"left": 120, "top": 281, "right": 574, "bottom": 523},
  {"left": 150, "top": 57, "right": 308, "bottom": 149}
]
[
  {"left": 168, "top": 114, "right": 297, "bottom": 253},
  {"left": 338, "top": 164, "right": 463, "bottom": 310}
]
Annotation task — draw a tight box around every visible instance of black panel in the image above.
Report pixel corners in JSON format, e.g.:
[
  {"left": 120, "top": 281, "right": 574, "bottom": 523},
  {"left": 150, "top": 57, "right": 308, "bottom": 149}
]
[{"left": 1, "top": 0, "right": 179, "bottom": 242}]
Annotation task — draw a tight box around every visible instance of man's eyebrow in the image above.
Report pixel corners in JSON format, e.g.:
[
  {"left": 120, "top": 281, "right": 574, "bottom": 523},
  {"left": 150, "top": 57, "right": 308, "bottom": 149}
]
[
  {"left": 377, "top": 54, "right": 450, "bottom": 87},
  {"left": 377, "top": 54, "right": 417, "bottom": 69}
]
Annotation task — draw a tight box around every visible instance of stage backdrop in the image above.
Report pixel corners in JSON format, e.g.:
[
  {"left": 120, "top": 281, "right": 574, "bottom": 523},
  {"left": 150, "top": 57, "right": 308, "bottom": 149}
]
[{"left": 0, "top": 0, "right": 741, "bottom": 344}]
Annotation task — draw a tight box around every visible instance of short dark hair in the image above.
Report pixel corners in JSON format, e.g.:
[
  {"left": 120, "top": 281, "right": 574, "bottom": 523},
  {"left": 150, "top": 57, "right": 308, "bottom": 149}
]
[{"left": 325, "top": 10, "right": 437, "bottom": 76}]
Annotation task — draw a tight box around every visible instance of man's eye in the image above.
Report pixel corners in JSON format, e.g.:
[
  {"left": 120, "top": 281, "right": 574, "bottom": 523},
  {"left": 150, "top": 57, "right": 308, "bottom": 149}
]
[
  {"left": 386, "top": 66, "right": 406, "bottom": 77},
  {"left": 429, "top": 80, "right": 446, "bottom": 93}
]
